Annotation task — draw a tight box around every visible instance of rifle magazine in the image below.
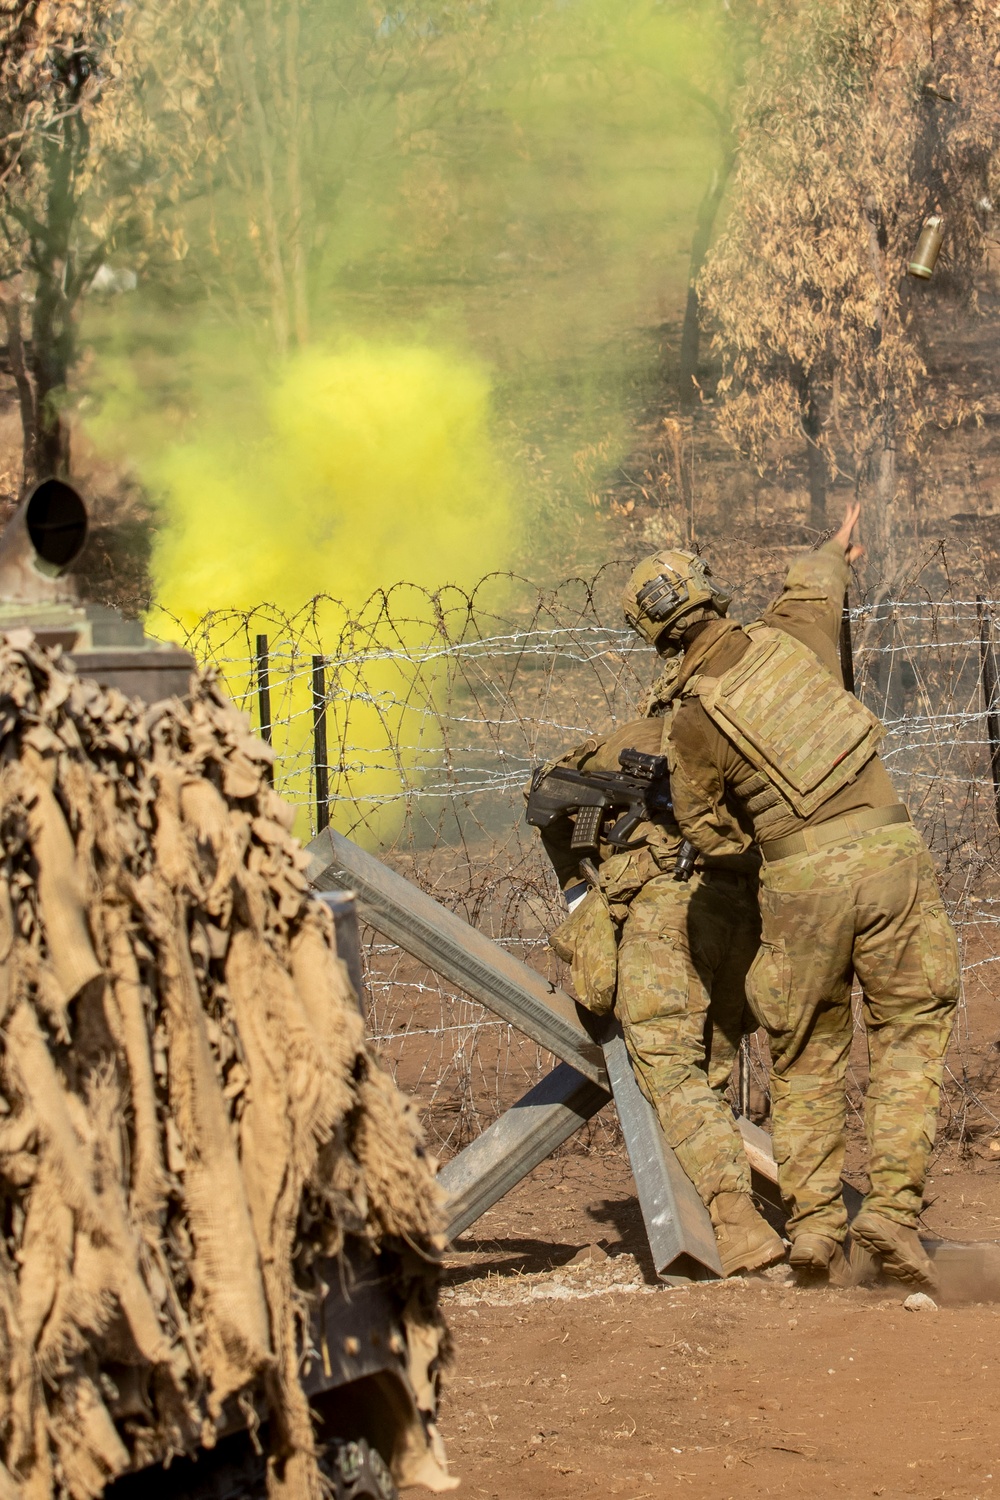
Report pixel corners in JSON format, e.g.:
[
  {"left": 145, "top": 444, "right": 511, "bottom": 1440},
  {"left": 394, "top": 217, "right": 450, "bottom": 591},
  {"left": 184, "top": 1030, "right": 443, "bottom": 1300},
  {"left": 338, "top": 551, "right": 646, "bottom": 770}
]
[{"left": 572, "top": 804, "right": 603, "bottom": 848}]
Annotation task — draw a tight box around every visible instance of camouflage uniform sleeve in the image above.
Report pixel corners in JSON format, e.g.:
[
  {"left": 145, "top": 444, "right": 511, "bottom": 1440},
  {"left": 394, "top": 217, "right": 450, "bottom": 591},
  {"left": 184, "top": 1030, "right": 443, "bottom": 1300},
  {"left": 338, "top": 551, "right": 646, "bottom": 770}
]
[
  {"left": 668, "top": 700, "right": 751, "bottom": 857},
  {"left": 578, "top": 717, "right": 664, "bottom": 771},
  {"left": 761, "top": 539, "right": 850, "bottom": 680}
]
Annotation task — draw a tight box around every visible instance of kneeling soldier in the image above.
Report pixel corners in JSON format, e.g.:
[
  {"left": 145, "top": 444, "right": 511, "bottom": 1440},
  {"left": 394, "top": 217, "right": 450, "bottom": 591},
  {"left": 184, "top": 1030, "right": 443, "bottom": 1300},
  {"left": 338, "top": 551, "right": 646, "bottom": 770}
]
[{"left": 527, "top": 660, "right": 784, "bottom": 1278}]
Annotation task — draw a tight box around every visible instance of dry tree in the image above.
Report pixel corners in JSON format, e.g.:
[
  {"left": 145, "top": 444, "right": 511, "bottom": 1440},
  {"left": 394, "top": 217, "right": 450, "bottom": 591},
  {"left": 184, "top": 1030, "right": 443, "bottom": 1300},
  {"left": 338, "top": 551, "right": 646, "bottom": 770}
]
[
  {"left": 700, "top": 0, "right": 1000, "bottom": 585},
  {"left": 0, "top": 0, "right": 215, "bottom": 482}
]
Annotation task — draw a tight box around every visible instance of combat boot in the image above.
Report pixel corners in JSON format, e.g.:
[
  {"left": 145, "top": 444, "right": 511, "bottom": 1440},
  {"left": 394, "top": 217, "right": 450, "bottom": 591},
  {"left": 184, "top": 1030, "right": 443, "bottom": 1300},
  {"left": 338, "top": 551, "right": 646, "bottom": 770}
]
[
  {"left": 789, "top": 1233, "right": 852, "bottom": 1287},
  {"left": 849, "top": 1207, "right": 938, "bottom": 1292},
  {"left": 709, "top": 1192, "right": 785, "bottom": 1277}
]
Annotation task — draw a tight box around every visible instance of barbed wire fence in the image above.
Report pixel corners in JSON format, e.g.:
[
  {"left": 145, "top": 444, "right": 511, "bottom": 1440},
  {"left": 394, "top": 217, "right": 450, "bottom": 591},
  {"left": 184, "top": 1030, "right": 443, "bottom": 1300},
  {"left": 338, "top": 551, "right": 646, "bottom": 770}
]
[{"left": 166, "top": 565, "right": 1000, "bottom": 1161}]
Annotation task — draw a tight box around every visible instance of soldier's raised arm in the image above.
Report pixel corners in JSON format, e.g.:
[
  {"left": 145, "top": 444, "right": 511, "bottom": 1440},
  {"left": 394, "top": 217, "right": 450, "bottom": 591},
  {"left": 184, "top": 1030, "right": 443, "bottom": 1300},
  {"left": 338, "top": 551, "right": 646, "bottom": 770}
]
[{"left": 762, "top": 502, "right": 862, "bottom": 680}]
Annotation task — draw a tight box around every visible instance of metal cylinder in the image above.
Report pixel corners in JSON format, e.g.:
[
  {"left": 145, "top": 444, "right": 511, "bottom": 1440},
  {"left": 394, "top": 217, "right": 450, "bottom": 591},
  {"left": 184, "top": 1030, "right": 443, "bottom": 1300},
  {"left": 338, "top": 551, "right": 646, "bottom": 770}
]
[
  {"left": 0, "top": 477, "right": 88, "bottom": 601},
  {"left": 908, "top": 215, "right": 944, "bottom": 279}
]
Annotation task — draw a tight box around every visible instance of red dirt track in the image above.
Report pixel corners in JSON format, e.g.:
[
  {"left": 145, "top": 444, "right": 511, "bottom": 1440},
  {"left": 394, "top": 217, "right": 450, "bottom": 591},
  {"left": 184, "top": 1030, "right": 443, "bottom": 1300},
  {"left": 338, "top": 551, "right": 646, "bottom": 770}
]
[{"left": 418, "top": 1148, "right": 1000, "bottom": 1500}]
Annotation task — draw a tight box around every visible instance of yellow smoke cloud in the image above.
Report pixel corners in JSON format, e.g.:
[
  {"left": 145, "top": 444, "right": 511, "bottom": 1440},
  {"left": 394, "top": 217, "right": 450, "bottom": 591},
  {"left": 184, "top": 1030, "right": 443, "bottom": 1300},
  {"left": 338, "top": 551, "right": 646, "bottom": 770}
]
[
  {"left": 145, "top": 342, "right": 512, "bottom": 840},
  {"left": 152, "top": 344, "right": 510, "bottom": 613}
]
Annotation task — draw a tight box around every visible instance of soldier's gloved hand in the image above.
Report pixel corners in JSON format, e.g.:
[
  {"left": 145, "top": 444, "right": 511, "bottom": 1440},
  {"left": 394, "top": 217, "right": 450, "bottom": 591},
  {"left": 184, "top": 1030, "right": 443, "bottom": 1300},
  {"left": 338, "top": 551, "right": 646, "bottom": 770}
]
[{"left": 833, "top": 501, "right": 864, "bottom": 564}]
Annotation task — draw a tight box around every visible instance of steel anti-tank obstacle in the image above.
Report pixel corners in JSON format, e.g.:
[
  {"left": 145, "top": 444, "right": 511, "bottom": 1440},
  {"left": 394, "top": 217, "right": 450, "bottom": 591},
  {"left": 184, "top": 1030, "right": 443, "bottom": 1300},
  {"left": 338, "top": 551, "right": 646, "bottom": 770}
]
[{"left": 305, "top": 824, "right": 778, "bottom": 1281}]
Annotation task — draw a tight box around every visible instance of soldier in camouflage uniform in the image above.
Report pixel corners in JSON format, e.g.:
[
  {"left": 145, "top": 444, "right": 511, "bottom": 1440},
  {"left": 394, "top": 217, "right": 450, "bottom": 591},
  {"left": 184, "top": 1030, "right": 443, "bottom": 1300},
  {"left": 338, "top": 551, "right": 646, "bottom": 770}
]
[
  {"left": 536, "top": 651, "right": 784, "bottom": 1278},
  {"left": 622, "top": 504, "right": 959, "bottom": 1290}
]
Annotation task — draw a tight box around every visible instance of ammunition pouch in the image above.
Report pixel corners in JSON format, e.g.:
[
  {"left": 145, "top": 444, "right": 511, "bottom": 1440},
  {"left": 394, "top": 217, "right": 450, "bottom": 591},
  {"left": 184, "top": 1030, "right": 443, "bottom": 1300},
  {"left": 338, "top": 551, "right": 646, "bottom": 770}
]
[{"left": 550, "top": 886, "right": 619, "bottom": 1016}]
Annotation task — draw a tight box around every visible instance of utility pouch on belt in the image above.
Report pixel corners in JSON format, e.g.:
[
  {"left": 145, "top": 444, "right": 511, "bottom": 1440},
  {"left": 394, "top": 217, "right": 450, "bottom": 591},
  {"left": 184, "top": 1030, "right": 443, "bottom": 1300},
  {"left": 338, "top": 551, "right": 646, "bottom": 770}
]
[
  {"left": 687, "top": 624, "right": 884, "bottom": 817},
  {"left": 550, "top": 886, "right": 618, "bottom": 1016}
]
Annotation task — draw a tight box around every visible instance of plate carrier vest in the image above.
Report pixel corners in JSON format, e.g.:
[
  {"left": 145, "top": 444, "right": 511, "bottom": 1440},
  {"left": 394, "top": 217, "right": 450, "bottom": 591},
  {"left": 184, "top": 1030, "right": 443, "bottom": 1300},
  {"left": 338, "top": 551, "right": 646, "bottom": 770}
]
[{"left": 684, "top": 624, "right": 883, "bottom": 819}]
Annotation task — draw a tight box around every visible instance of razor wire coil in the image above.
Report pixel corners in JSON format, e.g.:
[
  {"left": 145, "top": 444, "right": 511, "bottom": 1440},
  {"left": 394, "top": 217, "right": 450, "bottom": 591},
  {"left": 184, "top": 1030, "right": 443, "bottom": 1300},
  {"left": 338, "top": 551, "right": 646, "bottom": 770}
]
[{"left": 165, "top": 575, "right": 1000, "bottom": 1150}]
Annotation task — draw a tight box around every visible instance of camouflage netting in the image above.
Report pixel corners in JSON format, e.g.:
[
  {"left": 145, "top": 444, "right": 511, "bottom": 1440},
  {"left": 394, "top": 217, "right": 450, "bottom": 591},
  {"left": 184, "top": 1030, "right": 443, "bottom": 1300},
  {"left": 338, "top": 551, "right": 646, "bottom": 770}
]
[{"left": 0, "top": 632, "right": 450, "bottom": 1500}]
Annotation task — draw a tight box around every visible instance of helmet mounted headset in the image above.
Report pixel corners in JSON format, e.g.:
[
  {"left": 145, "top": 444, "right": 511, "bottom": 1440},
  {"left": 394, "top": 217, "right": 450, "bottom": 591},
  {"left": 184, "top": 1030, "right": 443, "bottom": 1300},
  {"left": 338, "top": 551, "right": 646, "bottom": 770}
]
[{"left": 623, "top": 549, "right": 732, "bottom": 652}]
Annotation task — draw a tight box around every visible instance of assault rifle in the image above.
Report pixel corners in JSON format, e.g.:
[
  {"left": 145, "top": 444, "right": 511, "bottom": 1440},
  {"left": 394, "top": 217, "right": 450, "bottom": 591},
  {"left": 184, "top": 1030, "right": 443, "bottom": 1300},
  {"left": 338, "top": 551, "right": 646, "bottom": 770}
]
[{"left": 526, "top": 748, "right": 695, "bottom": 880}]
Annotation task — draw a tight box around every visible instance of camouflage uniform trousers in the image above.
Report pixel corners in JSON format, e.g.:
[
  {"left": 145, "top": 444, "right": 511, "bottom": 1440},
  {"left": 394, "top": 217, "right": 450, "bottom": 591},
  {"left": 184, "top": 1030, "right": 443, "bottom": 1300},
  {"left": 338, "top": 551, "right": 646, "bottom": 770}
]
[
  {"left": 615, "top": 868, "right": 761, "bottom": 1206},
  {"left": 746, "top": 822, "right": 959, "bottom": 1243}
]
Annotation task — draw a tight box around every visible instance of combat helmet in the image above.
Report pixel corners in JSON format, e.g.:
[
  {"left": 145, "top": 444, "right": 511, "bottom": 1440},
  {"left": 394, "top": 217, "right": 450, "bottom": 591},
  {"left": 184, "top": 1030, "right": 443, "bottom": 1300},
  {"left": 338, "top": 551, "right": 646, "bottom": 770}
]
[{"left": 623, "top": 549, "right": 731, "bottom": 651}]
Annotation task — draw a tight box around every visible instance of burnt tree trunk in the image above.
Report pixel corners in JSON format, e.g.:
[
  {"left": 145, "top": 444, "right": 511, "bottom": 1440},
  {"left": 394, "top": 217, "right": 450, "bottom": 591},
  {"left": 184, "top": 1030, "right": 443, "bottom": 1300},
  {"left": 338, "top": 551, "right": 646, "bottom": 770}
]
[
  {"left": 796, "top": 366, "right": 828, "bottom": 530},
  {"left": 233, "top": 8, "right": 291, "bottom": 355},
  {"left": 870, "top": 399, "right": 898, "bottom": 583},
  {"left": 678, "top": 148, "right": 735, "bottom": 414},
  {"left": 26, "top": 105, "right": 89, "bottom": 479},
  {"left": 31, "top": 263, "right": 74, "bottom": 478},
  {"left": 0, "top": 293, "right": 37, "bottom": 482},
  {"left": 862, "top": 195, "right": 899, "bottom": 586}
]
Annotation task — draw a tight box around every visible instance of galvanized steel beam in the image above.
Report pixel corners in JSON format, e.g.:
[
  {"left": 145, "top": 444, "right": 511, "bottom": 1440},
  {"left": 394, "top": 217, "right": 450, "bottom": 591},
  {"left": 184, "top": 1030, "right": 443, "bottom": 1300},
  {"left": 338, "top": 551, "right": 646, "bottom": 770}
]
[
  {"left": 602, "top": 1025, "right": 723, "bottom": 1281},
  {"left": 307, "top": 829, "right": 725, "bottom": 1280},
  {"left": 438, "top": 1064, "right": 612, "bottom": 1241},
  {"left": 306, "top": 826, "right": 606, "bottom": 1086}
]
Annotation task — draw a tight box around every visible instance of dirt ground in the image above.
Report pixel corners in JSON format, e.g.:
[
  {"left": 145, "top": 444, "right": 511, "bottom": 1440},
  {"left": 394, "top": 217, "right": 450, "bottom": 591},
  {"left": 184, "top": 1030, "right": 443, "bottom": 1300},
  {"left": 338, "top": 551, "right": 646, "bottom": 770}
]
[
  {"left": 403, "top": 961, "right": 1000, "bottom": 1500},
  {"left": 354, "top": 870, "right": 1000, "bottom": 1500},
  {"left": 418, "top": 1138, "right": 1000, "bottom": 1500}
]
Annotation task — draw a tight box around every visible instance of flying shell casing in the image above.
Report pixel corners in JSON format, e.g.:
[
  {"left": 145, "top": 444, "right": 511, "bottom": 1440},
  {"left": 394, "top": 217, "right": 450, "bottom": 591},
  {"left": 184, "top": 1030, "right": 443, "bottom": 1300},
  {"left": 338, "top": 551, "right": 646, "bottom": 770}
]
[{"left": 908, "top": 215, "right": 944, "bottom": 279}]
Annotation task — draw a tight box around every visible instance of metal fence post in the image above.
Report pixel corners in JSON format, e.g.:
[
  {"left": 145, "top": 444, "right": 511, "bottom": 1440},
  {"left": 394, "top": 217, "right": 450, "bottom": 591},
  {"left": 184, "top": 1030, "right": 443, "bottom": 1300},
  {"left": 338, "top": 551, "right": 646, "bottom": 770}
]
[
  {"left": 978, "top": 597, "right": 1000, "bottom": 831},
  {"left": 737, "top": 1034, "right": 752, "bottom": 1120},
  {"left": 255, "top": 633, "right": 273, "bottom": 786},
  {"left": 839, "top": 588, "right": 855, "bottom": 694},
  {"left": 312, "top": 655, "right": 329, "bottom": 833}
]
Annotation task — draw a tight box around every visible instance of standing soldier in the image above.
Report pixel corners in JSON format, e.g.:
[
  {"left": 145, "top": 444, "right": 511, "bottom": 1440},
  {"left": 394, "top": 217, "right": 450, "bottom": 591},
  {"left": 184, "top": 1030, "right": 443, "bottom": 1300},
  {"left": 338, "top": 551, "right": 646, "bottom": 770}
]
[
  {"left": 622, "top": 504, "right": 959, "bottom": 1290},
  {"left": 528, "top": 648, "right": 784, "bottom": 1279}
]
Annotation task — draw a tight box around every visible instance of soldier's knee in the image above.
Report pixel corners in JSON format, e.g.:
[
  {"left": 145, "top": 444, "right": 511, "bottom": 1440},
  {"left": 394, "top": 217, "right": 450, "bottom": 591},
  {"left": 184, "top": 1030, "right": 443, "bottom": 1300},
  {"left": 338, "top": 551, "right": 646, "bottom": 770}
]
[
  {"left": 655, "top": 1092, "right": 740, "bottom": 1153},
  {"left": 621, "top": 1034, "right": 704, "bottom": 1097}
]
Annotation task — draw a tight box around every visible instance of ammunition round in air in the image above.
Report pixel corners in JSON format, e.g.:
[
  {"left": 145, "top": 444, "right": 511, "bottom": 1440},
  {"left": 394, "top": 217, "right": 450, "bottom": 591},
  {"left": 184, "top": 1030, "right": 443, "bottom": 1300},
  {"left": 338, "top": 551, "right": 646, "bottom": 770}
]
[{"left": 908, "top": 215, "right": 944, "bottom": 279}]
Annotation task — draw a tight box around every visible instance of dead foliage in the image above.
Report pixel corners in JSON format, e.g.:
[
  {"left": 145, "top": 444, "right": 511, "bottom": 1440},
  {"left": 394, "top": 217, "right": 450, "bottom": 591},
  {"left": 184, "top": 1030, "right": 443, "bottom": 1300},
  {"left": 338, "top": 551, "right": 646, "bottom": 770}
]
[{"left": 701, "top": 0, "right": 1000, "bottom": 578}]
